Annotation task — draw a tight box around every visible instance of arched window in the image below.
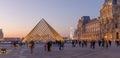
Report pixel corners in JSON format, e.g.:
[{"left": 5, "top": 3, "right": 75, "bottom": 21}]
[
  {"left": 113, "top": 0, "right": 117, "bottom": 4},
  {"left": 116, "top": 32, "right": 119, "bottom": 39},
  {"left": 115, "top": 23, "right": 118, "bottom": 28}
]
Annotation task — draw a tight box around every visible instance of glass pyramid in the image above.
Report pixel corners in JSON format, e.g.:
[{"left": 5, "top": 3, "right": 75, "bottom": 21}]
[{"left": 22, "top": 19, "right": 64, "bottom": 42}]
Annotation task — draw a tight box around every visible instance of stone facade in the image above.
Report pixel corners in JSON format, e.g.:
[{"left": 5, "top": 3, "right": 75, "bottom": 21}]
[
  {"left": 100, "top": 0, "right": 120, "bottom": 41},
  {"left": 75, "top": 0, "right": 120, "bottom": 41},
  {"left": 75, "top": 16, "right": 100, "bottom": 40}
]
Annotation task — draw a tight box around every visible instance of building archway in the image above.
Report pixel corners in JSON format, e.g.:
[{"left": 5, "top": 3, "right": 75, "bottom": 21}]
[{"left": 104, "top": 33, "right": 112, "bottom": 41}]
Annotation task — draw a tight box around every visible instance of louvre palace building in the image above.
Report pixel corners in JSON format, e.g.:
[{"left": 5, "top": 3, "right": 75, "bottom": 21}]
[{"left": 74, "top": 0, "right": 120, "bottom": 41}]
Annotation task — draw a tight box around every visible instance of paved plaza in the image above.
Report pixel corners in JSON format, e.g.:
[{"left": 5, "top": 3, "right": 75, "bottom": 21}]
[{"left": 0, "top": 43, "right": 120, "bottom": 58}]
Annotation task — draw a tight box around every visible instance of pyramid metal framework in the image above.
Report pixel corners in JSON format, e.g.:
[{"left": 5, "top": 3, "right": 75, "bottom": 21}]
[{"left": 22, "top": 19, "right": 64, "bottom": 42}]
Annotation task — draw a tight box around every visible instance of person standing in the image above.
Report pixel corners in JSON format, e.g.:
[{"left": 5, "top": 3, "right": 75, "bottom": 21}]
[
  {"left": 47, "top": 41, "right": 52, "bottom": 52},
  {"left": 58, "top": 41, "right": 64, "bottom": 50},
  {"left": 93, "top": 40, "right": 96, "bottom": 49},
  {"left": 108, "top": 40, "right": 112, "bottom": 47},
  {"left": 78, "top": 40, "right": 81, "bottom": 47},
  {"left": 72, "top": 40, "right": 75, "bottom": 47}
]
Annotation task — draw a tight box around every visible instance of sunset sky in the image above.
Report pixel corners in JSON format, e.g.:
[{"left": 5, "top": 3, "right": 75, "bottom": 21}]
[{"left": 0, "top": 0, "right": 104, "bottom": 38}]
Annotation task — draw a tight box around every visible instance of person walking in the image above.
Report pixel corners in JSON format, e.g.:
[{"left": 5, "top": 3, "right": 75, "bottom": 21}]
[
  {"left": 98, "top": 40, "right": 102, "bottom": 47},
  {"left": 13, "top": 41, "right": 18, "bottom": 49},
  {"left": 44, "top": 43, "right": 47, "bottom": 51},
  {"left": 29, "top": 41, "right": 35, "bottom": 54}
]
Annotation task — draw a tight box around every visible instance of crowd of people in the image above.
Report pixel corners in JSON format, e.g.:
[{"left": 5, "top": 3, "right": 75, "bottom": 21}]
[
  {"left": 71, "top": 39, "right": 120, "bottom": 49},
  {"left": 8, "top": 39, "right": 120, "bottom": 54},
  {"left": 43, "top": 41, "right": 64, "bottom": 52}
]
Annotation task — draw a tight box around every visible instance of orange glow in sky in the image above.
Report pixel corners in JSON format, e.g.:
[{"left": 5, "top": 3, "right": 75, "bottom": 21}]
[{"left": 0, "top": 0, "right": 103, "bottom": 38}]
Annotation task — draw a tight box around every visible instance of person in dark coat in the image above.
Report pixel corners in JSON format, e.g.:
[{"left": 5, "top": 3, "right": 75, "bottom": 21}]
[{"left": 47, "top": 41, "right": 52, "bottom": 52}]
